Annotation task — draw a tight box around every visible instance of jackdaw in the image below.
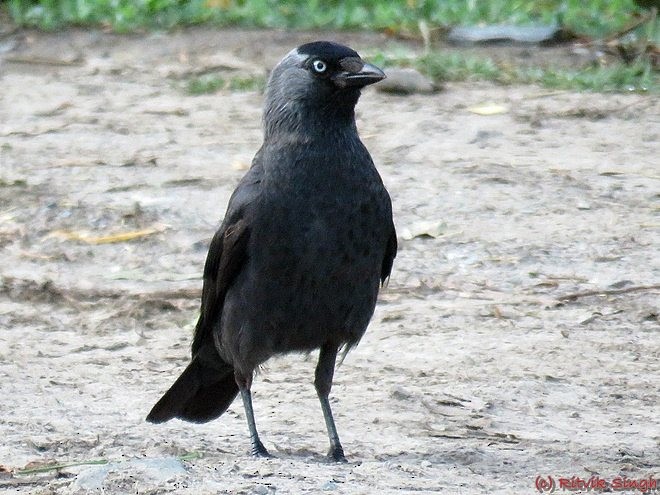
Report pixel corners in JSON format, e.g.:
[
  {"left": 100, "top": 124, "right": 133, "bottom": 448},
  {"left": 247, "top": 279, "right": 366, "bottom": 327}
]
[{"left": 147, "top": 41, "right": 397, "bottom": 462}]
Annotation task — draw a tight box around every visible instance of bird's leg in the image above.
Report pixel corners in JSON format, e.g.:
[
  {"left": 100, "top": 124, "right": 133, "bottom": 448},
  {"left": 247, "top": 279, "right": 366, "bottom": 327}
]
[
  {"left": 235, "top": 370, "right": 270, "bottom": 458},
  {"left": 315, "top": 343, "right": 347, "bottom": 462}
]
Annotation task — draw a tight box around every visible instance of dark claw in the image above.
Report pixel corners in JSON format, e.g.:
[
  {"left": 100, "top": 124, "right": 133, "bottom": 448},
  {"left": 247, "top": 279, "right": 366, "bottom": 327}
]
[
  {"left": 328, "top": 446, "right": 347, "bottom": 463},
  {"left": 251, "top": 440, "right": 271, "bottom": 458}
]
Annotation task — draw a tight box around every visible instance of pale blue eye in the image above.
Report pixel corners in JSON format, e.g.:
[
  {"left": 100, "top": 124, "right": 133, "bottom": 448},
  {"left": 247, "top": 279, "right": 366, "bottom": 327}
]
[{"left": 312, "top": 60, "right": 327, "bottom": 73}]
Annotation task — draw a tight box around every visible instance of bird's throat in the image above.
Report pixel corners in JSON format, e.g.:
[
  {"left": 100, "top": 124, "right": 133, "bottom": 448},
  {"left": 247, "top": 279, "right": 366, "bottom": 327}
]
[{"left": 263, "top": 88, "right": 360, "bottom": 144}]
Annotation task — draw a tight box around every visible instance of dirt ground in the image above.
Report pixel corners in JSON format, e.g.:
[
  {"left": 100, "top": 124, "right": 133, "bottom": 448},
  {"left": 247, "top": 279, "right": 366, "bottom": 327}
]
[{"left": 0, "top": 27, "right": 658, "bottom": 494}]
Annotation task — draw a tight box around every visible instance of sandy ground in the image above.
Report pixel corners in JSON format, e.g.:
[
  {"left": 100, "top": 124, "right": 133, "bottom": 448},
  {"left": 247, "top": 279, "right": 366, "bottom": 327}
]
[{"left": 0, "top": 27, "right": 658, "bottom": 494}]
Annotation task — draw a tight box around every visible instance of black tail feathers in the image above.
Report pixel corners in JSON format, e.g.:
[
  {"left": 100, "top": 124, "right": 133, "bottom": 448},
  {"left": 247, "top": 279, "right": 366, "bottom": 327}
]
[{"left": 146, "top": 348, "right": 238, "bottom": 424}]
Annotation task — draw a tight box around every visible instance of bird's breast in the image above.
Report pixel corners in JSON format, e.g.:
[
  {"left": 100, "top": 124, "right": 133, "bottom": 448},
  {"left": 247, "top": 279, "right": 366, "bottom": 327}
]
[{"left": 238, "top": 173, "right": 389, "bottom": 345}]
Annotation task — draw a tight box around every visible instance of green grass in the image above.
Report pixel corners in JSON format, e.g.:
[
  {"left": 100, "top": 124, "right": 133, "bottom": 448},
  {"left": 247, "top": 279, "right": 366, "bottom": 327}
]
[
  {"left": 521, "top": 60, "right": 656, "bottom": 92},
  {"left": 183, "top": 53, "right": 656, "bottom": 94},
  {"left": 185, "top": 73, "right": 266, "bottom": 95},
  {"left": 372, "top": 50, "right": 656, "bottom": 92},
  {"left": 5, "top": 0, "right": 658, "bottom": 93},
  {"left": 5, "top": 0, "right": 654, "bottom": 38},
  {"left": 418, "top": 52, "right": 656, "bottom": 92}
]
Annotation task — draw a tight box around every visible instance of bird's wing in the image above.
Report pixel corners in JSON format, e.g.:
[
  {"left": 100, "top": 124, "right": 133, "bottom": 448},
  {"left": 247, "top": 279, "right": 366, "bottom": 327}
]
[
  {"left": 381, "top": 224, "right": 397, "bottom": 286},
  {"left": 191, "top": 162, "right": 263, "bottom": 356},
  {"left": 191, "top": 218, "right": 250, "bottom": 356}
]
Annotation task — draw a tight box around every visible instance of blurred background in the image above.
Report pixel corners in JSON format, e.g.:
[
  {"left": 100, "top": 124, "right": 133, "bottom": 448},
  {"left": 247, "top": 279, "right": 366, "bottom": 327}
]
[
  {"left": 0, "top": 1, "right": 658, "bottom": 494},
  {"left": 3, "top": 0, "right": 658, "bottom": 91}
]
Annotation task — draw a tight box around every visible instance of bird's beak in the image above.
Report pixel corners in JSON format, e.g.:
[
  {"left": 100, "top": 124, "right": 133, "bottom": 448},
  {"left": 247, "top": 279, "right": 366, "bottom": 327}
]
[{"left": 332, "top": 62, "right": 386, "bottom": 88}]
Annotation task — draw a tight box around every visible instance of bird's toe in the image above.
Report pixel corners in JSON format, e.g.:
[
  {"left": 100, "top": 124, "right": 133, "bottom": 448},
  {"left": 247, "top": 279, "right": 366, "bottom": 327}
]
[
  {"left": 250, "top": 441, "right": 271, "bottom": 458},
  {"left": 327, "top": 446, "right": 347, "bottom": 463}
]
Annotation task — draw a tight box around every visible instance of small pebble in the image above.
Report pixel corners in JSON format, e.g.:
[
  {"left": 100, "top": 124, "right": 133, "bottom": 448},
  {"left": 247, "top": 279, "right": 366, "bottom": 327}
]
[
  {"left": 251, "top": 484, "right": 270, "bottom": 495},
  {"left": 321, "top": 480, "right": 338, "bottom": 491},
  {"left": 377, "top": 68, "right": 437, "bottom": 95}
]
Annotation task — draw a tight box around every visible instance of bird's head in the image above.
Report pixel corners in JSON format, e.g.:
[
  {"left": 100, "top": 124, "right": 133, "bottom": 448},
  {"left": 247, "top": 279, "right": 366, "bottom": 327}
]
[{"left": 263, "top": 41, "right": 385, "bottom": 141}]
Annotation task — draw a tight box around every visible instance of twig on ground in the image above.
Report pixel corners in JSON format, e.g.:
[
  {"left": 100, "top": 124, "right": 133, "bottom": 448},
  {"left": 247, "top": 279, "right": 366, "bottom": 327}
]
[
  {"left": 13, "top": 452, "right": 202, "bottom": 475},
  {"left": 602, "top": 8, "right": 657, "bottom": 42},
  {"left": 0, "top": 276, "right": 201, "bottom": 303},
  {"left": 558, "top": 284, "right": 660, "bottom": 301}
]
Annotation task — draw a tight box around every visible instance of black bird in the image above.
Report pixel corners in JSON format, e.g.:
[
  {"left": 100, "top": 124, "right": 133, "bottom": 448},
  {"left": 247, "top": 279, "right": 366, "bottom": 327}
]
[{"left": 146, "top": 41, "right": 397, "bottom": 462}]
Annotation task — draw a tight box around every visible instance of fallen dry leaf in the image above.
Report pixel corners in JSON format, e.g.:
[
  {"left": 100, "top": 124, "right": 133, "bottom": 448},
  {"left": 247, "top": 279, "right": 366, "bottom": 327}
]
[
  {"left": 400, "top": 220, "right": 448, "bottom": 240},
  {"left": 467, "top": 103, "right": 509, "bottom": 115},
  {"left": 232, "top": 160, "right": 250, "bottom": 171},
  {"left": 46, "top": 224, "right": 167, "bottom": 245}
]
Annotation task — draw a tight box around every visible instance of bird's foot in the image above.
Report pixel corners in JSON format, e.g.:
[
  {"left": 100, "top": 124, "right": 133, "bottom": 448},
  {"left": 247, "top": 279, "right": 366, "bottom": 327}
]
[
  {"left": 250, "top": 439, "right": 271, "bottom": 458},
  {"left": 327, "top": 445, "right": 347, "bottom": 463}
]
